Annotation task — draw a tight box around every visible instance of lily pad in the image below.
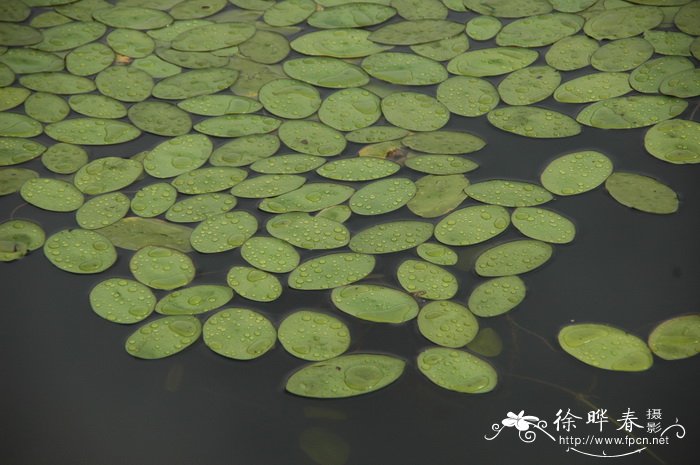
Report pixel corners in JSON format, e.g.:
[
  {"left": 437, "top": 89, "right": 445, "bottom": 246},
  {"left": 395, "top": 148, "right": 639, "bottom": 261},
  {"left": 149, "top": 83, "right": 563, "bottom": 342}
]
[
  {"left": 488, "top": 107, "right": 581, "bottom": 139},
  {"left": 466, "top": 327, "right": 503, "bottom": 357},
  {"left": 468, "top": 276, "right": 526, "bottom": 318},
  {"left": 177, "top": 95, "right": 262, "bottom": 116},
  {"left": 73, "top": 157, "right": 143, "bottom": 195},
  {"left": 0, "top": 87, "right": 29, "bottom": 111},
  {"left": 131, "top": 183, "right": 177, "bottom": 218},
  {"left": 155, "top": 285, "right": 233, "bottom": 315},
  {"left": 368, "top": 19, "right": 463, "bottom": 45},
  {"left": 278, "top": 310, "right": 350, "bottom": 361},
  {"left": 447, "top": 47, "right": 538, "bottom": 77},
  {"left": 381, "top": 92, "right": 449, "bottom": 132},
  {"left": 288, "top": 253, "right": 375, "bottom": 290},
  {"left": 76, "top": 192, "right": 131, "bottom": 230},
  {"left": 45, "top": 118, "right": 141, "bottom": 145},
  {"left": 130, "top": 245, "right": 195, "bottom": 290},
  {"left": 605, "top": 172, "right": 679, "bottom": 214},
  {"left": 259, "top": 183, "right": 354, "bottom": 213},
  {"left": 170, "top": 0, "right": 228, "bottom": 19},
  {"left": 405, "top": 155, "right": 478, "bottom": 175},
  {"left": 0, "top": 48, "right": 63, "bottom": 74},
  {"left": 125, "top": 316, "right": 201, "bottom": 360},
  {"left": 24, "top": 92, "right": 69, "bottom": 123},
  {"left": 285, "top": 353, "right": 405, "bottom": 398},
  {"left": 475, "top": 240, "right": 553, "bottom": 277},
  {"left": 407, "top": 174, "right": 469, "bottom": 218},
  {"left": 434, "top": 205, "right": 510, "bottom": 246},
  {"left": 332, "top": 284, "right": 418, "bottom": 324},
  {"left": 0, "top": 23, "right": 42, "bottom": 47},
  {"left": 317, "top": 157, "right": 399, "bottom": 182},
  {"left": 576, "top": 96, "right": 688, "bottom": 129},
  {"left": 165, "top": 193, "right": 237, "bottom": 223},
  {"left": 349, "top": 178, "right": 416, "bottom": 216},
  {"left": 436, "top": 76, "right": 499, "bottom": 117},
  {"left": 644, "top": 119, "right": 700, "bottom": 165},
  {"left": 143, "top": 134, "right": 212, "bottom": 179},
  {"left": 0, "top": 168, "right": 38, "bottom": 195},
  {"left": 65, "top": 42, "right": 114, "bottom": 76},
  {"left": 264, "top": 0, "right": 316, "bottom": 26},
  {"left": 396, "top": 259, "right": 457, "bottom": 300},
  {"left": 644, "top": 30, "right": 694, "bottom": 56},
  {"left": 291, "top": 29, "right": 393, "bottom": 58},
  {"left": 466, "top": 180, "right": 553, "bottom": 207},
  {"left": 392, "top": 0, "right": 446, "bottom": 19},
  {"left": 279, "top": 121, "right": 347, "bottom": 157},
  {"left": 190, "top": 211, "right": 258, "bottom": 253},
  {"left": 96, "top": 217, "right": 193, "bottom": 252},
  {"left": 361, "top": 52, "right": 447, "bottom": 85},
  {"left": 33, "top": 21, "right": 106, "bottom": 52},
  {"left": 0, "top": 113, "right": 42, "bottom": 138},
  {"left": 410, "top": 34, "right": 470, "bottom": 62},
  {"left": 240, "top": 236, "right": 300, "bottom": 273},
  {"left": 350, "top": 220, "right": 433, "bottom": 254},
  {"left": 283, "top": 57, "right": 369, "bottom": 89},
  {"left": 558, "top": 323, "right": 653, "bottom": 371},
  {"left": 402, "top": 131, "right": 484, "bottom": 155},
  {"left": 416, "top": 242, "right": 457, "bottom": 266},
  {"left": 417, "top": 347, "right": 497, "bottom": 393},
  {"left": 250, "top": 154, "right": 325, "bottom": 174},
  {"left": 463, "top": 0, "right": 552, "bottom": 17},
  {"left": 226, "top": 266, "right": 282, "bottom": 302},
  {"left": 648, "top": 314, "right": 700, "bottom": 361},
  {"left": 95, "top": 67, "right": 153, "bottom": 102},
  {"left": 540, "top": 150, "right": 613, "bottom": 196},
  {"left": 127, "top": 101, "right": 191, "bottom": 136},
  {"left": 660, "top": 68, "right": 700, "bottom": 98},
  {"left": 258, "top": 78, "right": 321, "bottom": 119},
  {"left": 0, "top": 219, "right": 45, "bottom": 262},
  {"left": 171, "top": 22, "right": 255, "bottom": 52},
  {"left": 21, "top": 178, "right": 84, "bottom": 212},
  {"left": 629, "top": 57, "right": 694, "bottom": 94},
  {"left": 465, "top": 16, "right": 502, "bottom": 40},
  {"left": 583, "top": 6, "right": 663, "bottom": 40},
  {"left": 590, "top": 37, "right": 654, "bottom": 72},
  {"left": 417, "top": 301, "right": 478, "bottom": 348},
  {"left": 318, "top": 88, "right": 381, "bottom": 131},
  {"left": 512, "top": 207, "right": 576, "bottom": 244},
  {"left": 152, "top": 68, "right": 238, "bottom": 100},
  {"left": 554, "top": 72, "right": 632, "bottom": 103},
  {"left": 546, "top": 35, "right": 599, "bottom": 71},
  {"left": 675, "top": 0, "right": 700, "bottom": 35},
  {"left": 194, "top": 115, "right": 280, "bottom": 138},
  {"left": 93, "top": 6, "right": 173, "bottom": 29},
  {"left": 317, "top": 205, "right": 351, "bottom": 223},
  {"left": 43, "top": 228, "right": 116, "bottom": 274},
  {"left": 203, "top": 308, "right": 276, "bottom": 360},
  {"left": 266, "top": 212, "right": 350, "bottom": 250},
  {"left": 89, "top": 278, "right": 156, "bottom": 324},
  {"left": 68, "top": 94, "right": 127, "bottom": 119},
  {"left": 498, "top": 66, "right": 561, "bottom": 106},
  {"left": 231, "top": 175, "right": 306, "bottom": 198},
  {"left": 107, "top": 29, "right": 154, "bottom": 58}
]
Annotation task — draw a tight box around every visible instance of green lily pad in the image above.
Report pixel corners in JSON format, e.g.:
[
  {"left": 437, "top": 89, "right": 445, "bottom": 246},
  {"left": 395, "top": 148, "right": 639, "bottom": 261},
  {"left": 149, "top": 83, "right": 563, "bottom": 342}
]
[
  {"left": 143, "top": 134, "right": 212, "bottom": 179},
  {"left": 289, "top": 253, "right": 375, "bottom": 290},
  {"left": 21, "top": 178, "right": 84, "bottom": 212},
  {"left": 95, "top": 66, "right": 153, "bottom": 102},
  {"left": 605, "top": 172, "right": 679, "bottom": 214},
  {"left": 0, "top": 0, "right": 30, "bottom": 22},
  {"left": 43, "top": 228, "right": 116, "bottom": 274},
  {"left": 410, "top": 34, "right": 470, "bottom": 62},
  {"left": 159, "top": 50, "right": 230, "bottom": 69},
  {"left": 267, "top": 212, "right": 349, "bottom": 250},
  {"left": 194, "top": 114, "right": 280, "bottom": 138},
  {"left": 0, "top": 23, "right": 41, "bottom": 47},
  {"left": 369, "top": 19, "right": 463, "bottom": 45},
  {"left": 0, "top": 48, "right": 63, "bottom": 74},
  {"left": 558, "top": 323, "right": 653, "bottom": 371},
  {"left": 240, "top": 236, "right": 300, "bottom": 273},
  {"left": 317, "top": 205, "right": 351, "bottom": 223},
  {"left": 107, "top": 28, "right": 153, "bottom": 58},
  {"left": 350, "top": 220, "right": 433, "bottom": 254},
  {"left": 331, "top": 284, "right": 418, "bottom": 323},
  {"left": 405, "top": 155, "right": 478, "bottom": 175},
  {"left": 466, "top": 180, "right": 553, "bottom": 207},
  {"left": 0, "top": 138, "right": 45, "bottom": 166},
  {"left": 286, "top": 353, "right": 405, "bottom": 398},
  {"left": 407, "top": 174, "right": 469, "bottom": 218},
  {"left": 93, "top": 6, "right": 173, "bottom": 29},
  {"left": 76, "top": 192, "right": 131, "bottom": 230},
  {"left": 643, "top": 30, "right": 694, "bottom": 56},
  {"left": 190, "top": 211, "right": 258, "bottom": 253},
  {"left": 436, "top": 76, "right": 499, "bottom": 117},
  {"left": 259, "top": 183, "right": 354, "bottom": 213},
  {"left": 125, "top": 315, "right": 200, "bottom": 360},
  {"left": 644, "top": 119, "right": 700, "bottom": 165},
  {"left": 131, "top": 55, "right": 182, "bottom": 78},
  {"left": 55, "top": 0, "right": 112, "bottom": 20},
  {"left": 89, "top": 278, "right": 156, "bottom": 324},
  {"left": 629, "top": 56, "right": 695, "bottom": 94},
  {"left": 0, "top": 87, "right": 30, "bottom": 111},
  {"left": 648, "top": 314, "right": 700, "bottom": 361},
  {"left": 361, "top": 52, "right": 447, "bottom": 85},
  {"left": 96, "top": 217, "right": 193, "bottom": 252},
  {"left": 392, "top": 0, "right": 446, "bottom": 19},
  {"left": 488, "top": 107, "right": 581, "bottom": 138},
  {"left": 130, "top": 245, "right": 195, "bottom": 290},
  {"left": 468, "top": 276, "right": 526, "bottom": 318},
  {"left": 417, "top": 347, "right": 498, "bottom": 393},
  {"left": 228, "top": 56, "right": 286, "bottom": 97},
  {"left": 264, "top": 0, "right": 316, "bottom": 26},
  {"left": 396, "top": 259, "right": 457, "bottom": 300},
  {"left": 349, "top": 178, "right": 416, "bottom": 216},
  {"left": 131, "top": 183, "right": 177, "bottom": 218},
  {"left": 231, "top": 174, "right": 305, "bottom": 199},
  {"left": 475, "top": 240, "right": 553, "bottom": 277},
  {"left": 155, "top": 285, "right": 232, "bottom": 315},
  {"left": 258, "top": 78, "right": 321, "bottom": 119},
  {"left": 498, "top": 65, "right": 561, "bottom": 106},
  {"left": 152, "top": 68, "right": 238, "bottom": 100},
  {"left": 416, "top": 242, "right": 457, "bottom": 266},
  {"left": 0, "top": 113, "right": 42, "bottom": 138},
  {"left": 238, "top": 30, "right": 290, "bottom": 64},
  {"left": 548, "top": 0, "right": 596, "bottom": 12},
  {"left": 41, "top": 143, "right": 87, "bottom": 175},
  {"left": 590, "top": 37, "right": 654, "bottom": 72},
  {"left": 127, "top": 101, "right": 192, "bottom": 136},
  {"left": 434, "top": 205, "right": 510, "bottom": 246},
  {"left": 203, "top": 308, "right": 276, "bottom": 360},
  {"left": 447, "top": 47, "right": 538, "bottom": 77},
  {"left": 171, "top": 21, "right": 255, "bottom": 51},
  {"left": 512, "top": 207, "right": 576, "bottom": 244},
  {"left": 278, "top": 121, "right": 347, "bottom": 156},
  {"left": 496, "top": 13, "right": 583, "bottom": 48},
  {"left": 226, "top": 266, "right": 282, "bottom": 302},
  {"left": 0, "top": 168, "right": 38, "bottom": 195},
  {"left": 576, "top": 96, "right": 688, "bottom": 129},
  {"left": 546, "top": 35, "right": 599, "bottom": 71},
  {"left": 283, "top": 57, "right": 369, "bottom": 89},
  {"left": 30, "top": 11, "right": 71, "bottom": 27},
  {"left": 403, "top": 131, "right": 485, "bottom": 155},
  {"left": 65, "top": 42, "right": 114, "bottom": 76},
  {"left": 675, "top": 0, "right": 700, "bottom": 34},
  {"left": 170, "top": 0, "right": 228, "bottom": 19},
  {"left": 0, "top": 219, "right": 44, "bottom": 262},
  {"left": 177, "top": 95, "right": 262, "bottom": 116},
  {"left": 68, "top": 94, "right": 127, "bottom": 119},
  {"left": 210, "top": 135, "right": 280, "bottom": 168},
  {"left": 73, "top": 157, "right": 142, "bottom": 195},
  {"left": 554, "top": 72, "right": 632, "bottom": 103},
  {"left": 417, "top": 301, "right": 478, "bottom": 348},
  {"left": 357, "top": 140, "right": 406, "bottom": 159},
  {"left": 317, "top": 157, "right": 399, "bottom": 181},
  {"left": 318, "top": 88, "right": 381, "bottom": 131},
  {"left": 465, "top": 15, "right": 502, "bottom": 40},
  {"left": 463, "top": 0, "right": 552, "bottom": 17},
  {"left": 381, "top": 92, "right": 449, "bottom": 132},
  {"left": 540, "top": 150, "right": 613, "bottom": 195},
  {"left": 660, "top": 68, "right": 700, "bottom": 98},
  {"left": 291, "top": 29, "right": 393, "bottom": 58},
  {"left": 166, "top": 193, "right": 236, "bottom": 223},
  {"left": 278, "top": 310, "right": 350, "bottom": 361},
  {"left": 45, "top": 118, "right": 141, "bottom": 145},
  {"left": 583, "top": 6, "right": 663, "bottom": 40},
  {"left": 33, "top": 21, "right": 106, "bottom": 52}
]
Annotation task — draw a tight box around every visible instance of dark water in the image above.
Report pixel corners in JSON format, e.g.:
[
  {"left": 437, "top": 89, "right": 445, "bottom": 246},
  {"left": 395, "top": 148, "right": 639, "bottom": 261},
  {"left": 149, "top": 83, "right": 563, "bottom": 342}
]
[{"left": 1, "top": 4, "right": 699, "bottom": 465}]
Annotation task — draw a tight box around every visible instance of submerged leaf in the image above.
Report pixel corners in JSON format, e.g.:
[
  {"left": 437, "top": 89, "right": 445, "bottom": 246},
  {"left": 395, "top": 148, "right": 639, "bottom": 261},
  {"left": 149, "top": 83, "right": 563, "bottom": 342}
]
[{"left": 96, "top": 217, "right": 193, "bottom": 252}]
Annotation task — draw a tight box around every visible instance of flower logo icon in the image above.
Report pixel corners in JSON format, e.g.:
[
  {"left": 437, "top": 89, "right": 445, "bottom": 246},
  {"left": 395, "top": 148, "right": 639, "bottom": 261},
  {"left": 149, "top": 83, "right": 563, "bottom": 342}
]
[{"left": 502, "top": 411, "right": 540, "bottom": 431}]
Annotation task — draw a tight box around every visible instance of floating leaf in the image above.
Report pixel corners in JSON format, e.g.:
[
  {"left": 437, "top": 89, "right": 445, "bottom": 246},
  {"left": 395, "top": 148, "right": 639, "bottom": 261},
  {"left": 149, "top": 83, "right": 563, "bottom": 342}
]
[
  {"left": 349, "top": 178, "right": 415, "bottom": 216},
  {"left": 95, "top": 66, "right": 153, "bottom": 102},
  {"left": 251, "top": 154, "right": 325, "bottom": 174},
  {"left": 447, "top": 47, "right": 538, "bottom": 77},
  {"left": 316, "top": 205, "right": 351, "bottom": 223},
  {"left": 93, "top": 6, "right": 173, "bottom": 29},
  {"left": 264, "top": 0, "right": 316, "bottom": 27},
  {"left": 648, "top": 314, "right": 700, "bottom": 361},
  {"left": 283, "top": 57, "right": 369, "bottom": 89},
  {"left": 402, "top": 131, "right": 485, "bottom": 155},
  {"left": 130, "top": 183, "right": 177, "bottom": 218},
  {"left": 0, "top": 87, "right": 30, "bottom": 111},
  {"left": 558, "top": 323, "right": 653, "bottom": 371},
  {"left": 278, "top": 310, "right": 350, "bottom": 361},
  {"left": 605, "top": 172, "right": 679, "bottom": 215},
  {"left": 285, "top": 353, "right": 405, "bottom": 398},
  {"left": 577, "top": 96, "right": 688, "bottom": 129},
  {"left": 331, "top": 284, "right": 418, "bottom": 324},
  {"left": 546, "top": 35, "right": 599, "bottom": 71},
  {"left": 488, "top": 107, "right": 581, "bottom": 139},
  {"left": 96, "top": 217, "right": 193, "bottom": 252},
  {"left": 24, "top": 92, "right": 69, "bottom": 123},
  {"left": 410, "top": 34, "right": 469, "bottom": 61},
  {"left": 291, "top": 29, "right": 393, "bottom": 58},
  {"left": 475, "top": 240, "right": 553, "bottom": 277},
  {"left": 107, "top": 28, "right": 154, "bottom": 58},
  {"left": 644, "top": 30, "right": 694, "bottom": 56},
  {"left": 194, "top": 114, "right": 280, "bottom": 138},
  {"left": 554, "top": 72, "right": 632, "bottom": 103},
  {"left": 0, "top": 113, "right": 41, "bottom": 138},
  {"left": 396, "top": 259, "right": 457, "bottom": 300},
  {"left": 39, "top": 144, "right": 86, "bottom": 175},
  {"left": 416, "top": 242, "right": 457, "bottom": 266},
  {"left": 288, "top": 253, "right": 375, "bottom": 290},
  {"left": 393, "top": 0, "right": 446, "bottom": 20},
  {"left": 171, "top": 22, "right": 255, "bottom": 51},
  {"left": 66, "top": 42, "right": 114, "bottom": 76},
  {"left": 407, "top": 174, "right": 468, "bottom": 218},
  {"left": 417, "top": 347, "right": 497, "bottom": 393},
  {"left": 125, "top": 316, "right": 201, "bottom": 360},
  {"left": 166, "top": 193, "right": 236, "bottom": 223},
  {"left": 170, "top": 0, "right": 228, "bottom": 19},
  {"left": 278, "top": 121, "right": 346, "bottom": 157},
  {"left": 155, "top": 285, "right": 233, "bottom": 315},
  {"left": 498, "top": 66, "right": 561, "bottom": 106},
  {"left": 465, "top": 15, "right": 502, "bottom": 41},
  {"left": 45, "top": 118, "right": 141, "bottom": 145},
  {"left": 466, "top": 180, "right": 553, "bottom": 207},
  {"left": 540, "top": 150, "right": 613, "bottom": 196},
  {"left": 318, "top": 88, "right": 381, "bottom": 131},
  {"left": 436, "top": 76, "right": 499, "bottom": 117},
  {"left": 434, "top": 205, "right": 510, "bottom": 246},
  {"left": 258, "top": 78, "right": 321, "bottom": 119},
  {"left": 350, "top": 220, "right": 433, "bottom": 254},
  {"left": 346, "top": 126, "right": 409, "bottom": 143},
  {"left": 466, "top": 327, "right": 503, "bottom": 357},
  {"left": 675, "top": 0, "right": 700, "bottom": 35},
  {"left": 590, "top": 37, "right": 654, "bottom": 72},
  {"left": 0, "top": 219, "right": 44, "bottom": 262},
  {"left": 127, "top": 101, "right": 191, "bottom": 137},
  {"left": 468, "top": 276, "right": 526, "bottom": 318},
  {"left": 0, "top": 23, "right": 42, "bottom": 47},
  {"left": 259, "top": 183, "right": 354, "bottom": 213},
  {"left": 583, "top": 6, "right": 663, "bottom": 40},
  {"left": 73, "top": 157, "right": 142, "bottom": 196},
  {"left": 463, "top": 0, "right": 552, "bottom": 17},
  {"left": 267, "top": 212, "right": 350, "bottom": 250},
  {"left": 644, "top": 119, "right": 700, "bottom": 165},
  {"left": 231, "top": 174, "right": 306, "bottom": 198},
  {"left": 203, "top": 308, "right": 276, "bottom": 360},
  {"left": 417, "top": 301, "right": 478, "bottom": 348},
  {"left": 130, "top": 245, "right": 195, "bottom": 290},
  {"left": 0, "top": 48, "right": 63, "bottom": 74},
  {"left": 660, "top": 68, "right": 700, "bottom": 98},
  {"left": 381, "top": 92, "right": 449, "bottom": 131},
  {"left": 152, "top": 68, "right": 238, "bottom": 100},
  {"left": 631, "top": 56, "right": 694, "bottom": 94},
  {"left": 177, "top": 95, "right": 262, "bottom": 116},
  {"left": 361, "top": 52, "right": 447, "bottom": 85},
  {"left": 43, "top": 228, "right": 116, "bottom": 274},
  {"left": 240, "top": 236, "right": 300, "bottom": 273},
  {"left": 89, "top": 278, "right": 155, "bottom": 324},
  {"left": 33, "top": 21, "right": 106, "bottom": 52},
  {"left": 0, "top": 168, "right": 38, "bottom": 195},
  {"left": 143, "top": 134, "right": 212, "bottom": 179},
  {"left": 317, "top": 157, "right": 399, "bottom": 182},
  {"left": 496, "top": 13, "right": 583, "bottom": 48},
  {"left": 226, "top": 266, "right": 282, "bottom": 302},
  {"left": 76, "top": 192, "right": 130, "bottom": 230},
  {"left": 68, "top": 94, "right": 127, "bottom": 119},
  {"left": 190, "top": 211, "right": 257, "bottom": 253},
  {"left": 20, "top": 178, "right": 84, "bottom": 212},
  {"left": 172, "top": 167, "right": 248, "bottom": 194},
  {"left": 512, "top": 207, "right": 576, "bottom": 244},
  {"left": 210, "top": 135, "right": 280, "bottom": 168},
  {"left": 369, "top": 19, "right": 463, "bottom": 45}
]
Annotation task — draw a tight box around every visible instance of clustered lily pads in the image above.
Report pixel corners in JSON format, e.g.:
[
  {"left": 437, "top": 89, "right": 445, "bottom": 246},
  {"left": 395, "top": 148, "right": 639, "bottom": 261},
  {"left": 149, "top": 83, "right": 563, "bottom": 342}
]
[{"left": 0, "top": 0, "right": 697, "bottom": 400}]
